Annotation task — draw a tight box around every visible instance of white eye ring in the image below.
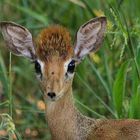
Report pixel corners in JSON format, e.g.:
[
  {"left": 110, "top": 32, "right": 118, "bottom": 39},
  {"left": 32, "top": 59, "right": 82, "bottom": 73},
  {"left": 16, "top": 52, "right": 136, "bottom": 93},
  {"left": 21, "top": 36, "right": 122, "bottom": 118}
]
[{"left": 38, "top": 60, "right": 45, "bottom": 72}]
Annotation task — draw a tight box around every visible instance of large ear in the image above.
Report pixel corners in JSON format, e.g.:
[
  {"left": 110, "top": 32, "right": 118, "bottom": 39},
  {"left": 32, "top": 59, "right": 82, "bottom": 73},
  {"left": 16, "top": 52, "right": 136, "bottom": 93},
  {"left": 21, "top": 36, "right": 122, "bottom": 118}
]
[
  {"left": 74, "top": 17, "right": 107, "bottom": 62},
  {"left": 0, "top": 21, "right": 36, "bottom": 60}
]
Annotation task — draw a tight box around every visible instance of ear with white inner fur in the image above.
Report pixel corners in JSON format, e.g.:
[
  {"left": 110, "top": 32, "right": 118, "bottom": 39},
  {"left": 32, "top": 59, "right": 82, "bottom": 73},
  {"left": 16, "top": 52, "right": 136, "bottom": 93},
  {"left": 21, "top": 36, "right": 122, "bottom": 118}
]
[
  {"left": 74, "top": 17, "right": 107, "bottom": 62},
  {"left": 0, "top": 21, "right": 36, "bottom": 60}
]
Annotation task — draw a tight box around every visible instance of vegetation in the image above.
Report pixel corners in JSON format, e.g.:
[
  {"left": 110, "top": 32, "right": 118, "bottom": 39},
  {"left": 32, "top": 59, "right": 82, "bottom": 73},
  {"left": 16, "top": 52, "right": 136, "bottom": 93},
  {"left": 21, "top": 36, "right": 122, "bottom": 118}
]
[{"left": 0, "top": 0, "right": 140, "bottom": 139}]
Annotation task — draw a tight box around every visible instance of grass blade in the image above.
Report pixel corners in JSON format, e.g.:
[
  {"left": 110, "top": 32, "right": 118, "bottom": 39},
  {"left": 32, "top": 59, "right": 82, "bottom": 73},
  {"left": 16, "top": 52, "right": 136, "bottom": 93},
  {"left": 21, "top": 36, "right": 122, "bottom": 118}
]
[
  {"left": 77, "top": 73, "right": 117, "bottom": 118},
  {"left": 75, "top": 98, "right": 105, "bottom": 118},
  {"left": 113, "top": 60, "right": 130, "bottom": 118},
  {"left": 87, "top": 58, "right": 111, "bottom": 100},
  {"left": 129, "top": 85, "right": 140, "bottom": 118},
  {"left": 7, "top": 2, "right": 48, "bottom": 25}
]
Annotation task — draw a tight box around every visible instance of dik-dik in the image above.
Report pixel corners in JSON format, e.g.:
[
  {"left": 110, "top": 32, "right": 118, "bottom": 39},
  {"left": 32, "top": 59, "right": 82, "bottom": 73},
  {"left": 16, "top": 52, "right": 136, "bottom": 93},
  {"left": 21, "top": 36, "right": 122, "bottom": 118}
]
[{"left": 1, "top": 17, "right": 140, "bottom": 140}]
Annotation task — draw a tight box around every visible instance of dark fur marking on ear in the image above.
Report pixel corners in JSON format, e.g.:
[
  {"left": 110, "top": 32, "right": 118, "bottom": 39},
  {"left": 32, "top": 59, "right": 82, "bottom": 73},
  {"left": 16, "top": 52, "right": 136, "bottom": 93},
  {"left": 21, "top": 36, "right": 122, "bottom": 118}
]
[{"left": 82, "top": 17, "right": 106, "bottom": 29}]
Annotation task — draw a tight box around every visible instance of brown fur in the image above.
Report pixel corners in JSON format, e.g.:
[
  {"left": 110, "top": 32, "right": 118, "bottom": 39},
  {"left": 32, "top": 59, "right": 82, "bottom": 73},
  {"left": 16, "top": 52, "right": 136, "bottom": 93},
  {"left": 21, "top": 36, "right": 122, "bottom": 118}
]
[
  {"left": 45, "top": 87, "right": 96, "bottom": 140},
  {"left": 40, "top": 56, "right": 68, "bottom": 95},
  {"left": 36, "top": 26, "right": 73, "bottom": 61},
  {"left": 87, "top": 120, "right": 140, "bottom": 140},
  {"left": 35, "top": 26, "right": 140, "bottom": 140},
  {"left": 44, "top": 86, "right": 140, "bottom": 140}
]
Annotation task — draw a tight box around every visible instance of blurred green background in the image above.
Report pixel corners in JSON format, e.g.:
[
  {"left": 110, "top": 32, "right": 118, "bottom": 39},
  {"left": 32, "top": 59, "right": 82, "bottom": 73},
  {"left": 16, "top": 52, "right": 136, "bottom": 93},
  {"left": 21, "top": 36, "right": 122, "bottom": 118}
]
[{"left": 0, "top": 0, "right": 140, "bottom": 139}]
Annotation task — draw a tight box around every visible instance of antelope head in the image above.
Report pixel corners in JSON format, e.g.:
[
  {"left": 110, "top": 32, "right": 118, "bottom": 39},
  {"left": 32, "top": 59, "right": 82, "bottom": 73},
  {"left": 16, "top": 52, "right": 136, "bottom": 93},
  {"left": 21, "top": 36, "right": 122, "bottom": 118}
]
[{"left": 0, "top": 17, "right": 107, "bottom": 102}]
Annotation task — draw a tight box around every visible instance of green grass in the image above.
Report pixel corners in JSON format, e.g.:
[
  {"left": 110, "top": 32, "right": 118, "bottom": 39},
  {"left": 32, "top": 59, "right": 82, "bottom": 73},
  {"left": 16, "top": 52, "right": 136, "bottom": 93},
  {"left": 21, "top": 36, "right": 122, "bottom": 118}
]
[{"left": 0, "top": 0, "right": 140, "bottom": 139}]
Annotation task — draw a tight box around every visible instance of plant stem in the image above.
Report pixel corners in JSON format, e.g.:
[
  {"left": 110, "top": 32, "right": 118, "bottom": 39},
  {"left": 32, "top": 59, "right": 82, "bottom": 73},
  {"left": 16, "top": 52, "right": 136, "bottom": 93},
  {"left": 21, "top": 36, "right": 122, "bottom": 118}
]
[{"left": 9, "top": 53, "right": 12, "bottom": 117}]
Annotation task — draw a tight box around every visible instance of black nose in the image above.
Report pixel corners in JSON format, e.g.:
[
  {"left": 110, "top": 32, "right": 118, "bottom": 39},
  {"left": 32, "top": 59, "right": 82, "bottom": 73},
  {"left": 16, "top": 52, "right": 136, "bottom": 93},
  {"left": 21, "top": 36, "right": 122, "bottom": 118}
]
[{"left": 47, "top": 92, "right": 56, "bottom": 98}]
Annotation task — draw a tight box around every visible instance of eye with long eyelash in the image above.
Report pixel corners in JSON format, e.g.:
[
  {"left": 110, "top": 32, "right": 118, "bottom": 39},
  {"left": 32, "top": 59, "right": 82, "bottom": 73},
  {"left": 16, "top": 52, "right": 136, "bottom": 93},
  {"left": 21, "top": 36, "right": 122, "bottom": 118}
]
[
  {"left": 34, "top": 60, "right": 41, "bottom": 74},
  {"left": 33, "top": 60, "right": 43, "bottom": 80},
  {"left": 67, "top": 60, "right": 75, "bottom": 73}
]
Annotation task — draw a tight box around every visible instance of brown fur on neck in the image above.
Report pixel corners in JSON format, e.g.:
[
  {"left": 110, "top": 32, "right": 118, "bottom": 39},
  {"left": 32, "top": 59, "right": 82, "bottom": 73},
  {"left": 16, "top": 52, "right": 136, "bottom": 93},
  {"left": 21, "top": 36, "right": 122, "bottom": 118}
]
[
  {"left": 36, "top": 25, "right": 73, "bottom": 61},
  {"left": 45, "top": 87, "right": 95, "bottom": 140}
]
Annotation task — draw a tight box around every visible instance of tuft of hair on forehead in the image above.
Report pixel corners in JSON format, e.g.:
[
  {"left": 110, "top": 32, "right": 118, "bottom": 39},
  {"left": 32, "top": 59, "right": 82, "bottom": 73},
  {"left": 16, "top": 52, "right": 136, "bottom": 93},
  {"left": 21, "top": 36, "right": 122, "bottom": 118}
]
[{"left": 36, "top": 25, "right": 73, "bottom": 61}]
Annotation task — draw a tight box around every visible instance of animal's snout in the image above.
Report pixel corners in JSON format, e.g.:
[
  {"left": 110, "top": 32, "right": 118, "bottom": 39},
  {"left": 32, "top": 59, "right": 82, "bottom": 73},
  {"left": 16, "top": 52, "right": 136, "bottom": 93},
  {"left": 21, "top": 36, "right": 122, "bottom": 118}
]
[{"left": 47, "top": 92, "right": 56, "bottom": 99}]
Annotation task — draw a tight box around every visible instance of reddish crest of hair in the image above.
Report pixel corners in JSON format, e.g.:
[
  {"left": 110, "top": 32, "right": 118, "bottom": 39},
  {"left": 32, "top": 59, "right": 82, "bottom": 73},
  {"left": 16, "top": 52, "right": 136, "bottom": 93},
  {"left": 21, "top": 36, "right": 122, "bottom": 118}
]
[{"left": 36, "top": 25, "right": 73, "bottom": 61}]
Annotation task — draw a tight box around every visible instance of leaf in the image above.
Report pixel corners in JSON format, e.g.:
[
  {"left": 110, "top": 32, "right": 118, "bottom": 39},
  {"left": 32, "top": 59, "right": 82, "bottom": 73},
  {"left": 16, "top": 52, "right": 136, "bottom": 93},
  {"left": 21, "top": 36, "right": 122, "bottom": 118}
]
[
  {"left": 129, "top": 85, "right": 140, "bottom": 119},
  {"left": 132, "top": 61, "right": 139, "bottom": 95},
  {"left": 113, "top": 60, "right": 130, "bottom": 118},
  {"left": 0, "top": 53, "right": 8, "bottom": 96}
]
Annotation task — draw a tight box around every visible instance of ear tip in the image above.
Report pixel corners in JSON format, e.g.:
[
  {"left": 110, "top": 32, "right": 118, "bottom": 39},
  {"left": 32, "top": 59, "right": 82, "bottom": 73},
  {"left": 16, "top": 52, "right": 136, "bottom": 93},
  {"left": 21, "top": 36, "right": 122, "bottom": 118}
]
[
  {"left": 97, "top": 16, "right": 107, "bottom": 24},
  {"left": 0, "top": 21, "right": 11, "bottom": 26},
  {"left": 0, "top": 21, "right": 28, "bottom": 32},
  {"left": 0, "top": 21, "right": 5, "bottom": 29},
  {"left": 0, "top": 21, "right": 13, "bottom": 30},
  {"left": 85, "top": 17, "right": 107, "bottom": 27}
]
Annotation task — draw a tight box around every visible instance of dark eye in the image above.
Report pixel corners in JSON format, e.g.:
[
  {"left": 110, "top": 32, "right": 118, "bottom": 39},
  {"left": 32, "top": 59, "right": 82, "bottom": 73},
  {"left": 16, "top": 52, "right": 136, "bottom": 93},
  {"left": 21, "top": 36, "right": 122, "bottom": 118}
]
[
  {"left": 34, "top": 60, "right": 41, "bottom": 74},
  {"left": 67, "top": 60, "right": 75, "bottom": 73}
]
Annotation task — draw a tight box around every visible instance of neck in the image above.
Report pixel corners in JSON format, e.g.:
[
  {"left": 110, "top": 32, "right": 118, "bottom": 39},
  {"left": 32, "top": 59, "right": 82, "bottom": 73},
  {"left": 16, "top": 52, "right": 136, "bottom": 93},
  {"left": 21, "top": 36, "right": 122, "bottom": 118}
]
[{"left": 44, "top": 88, "right": 95, "bottom": 140}]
